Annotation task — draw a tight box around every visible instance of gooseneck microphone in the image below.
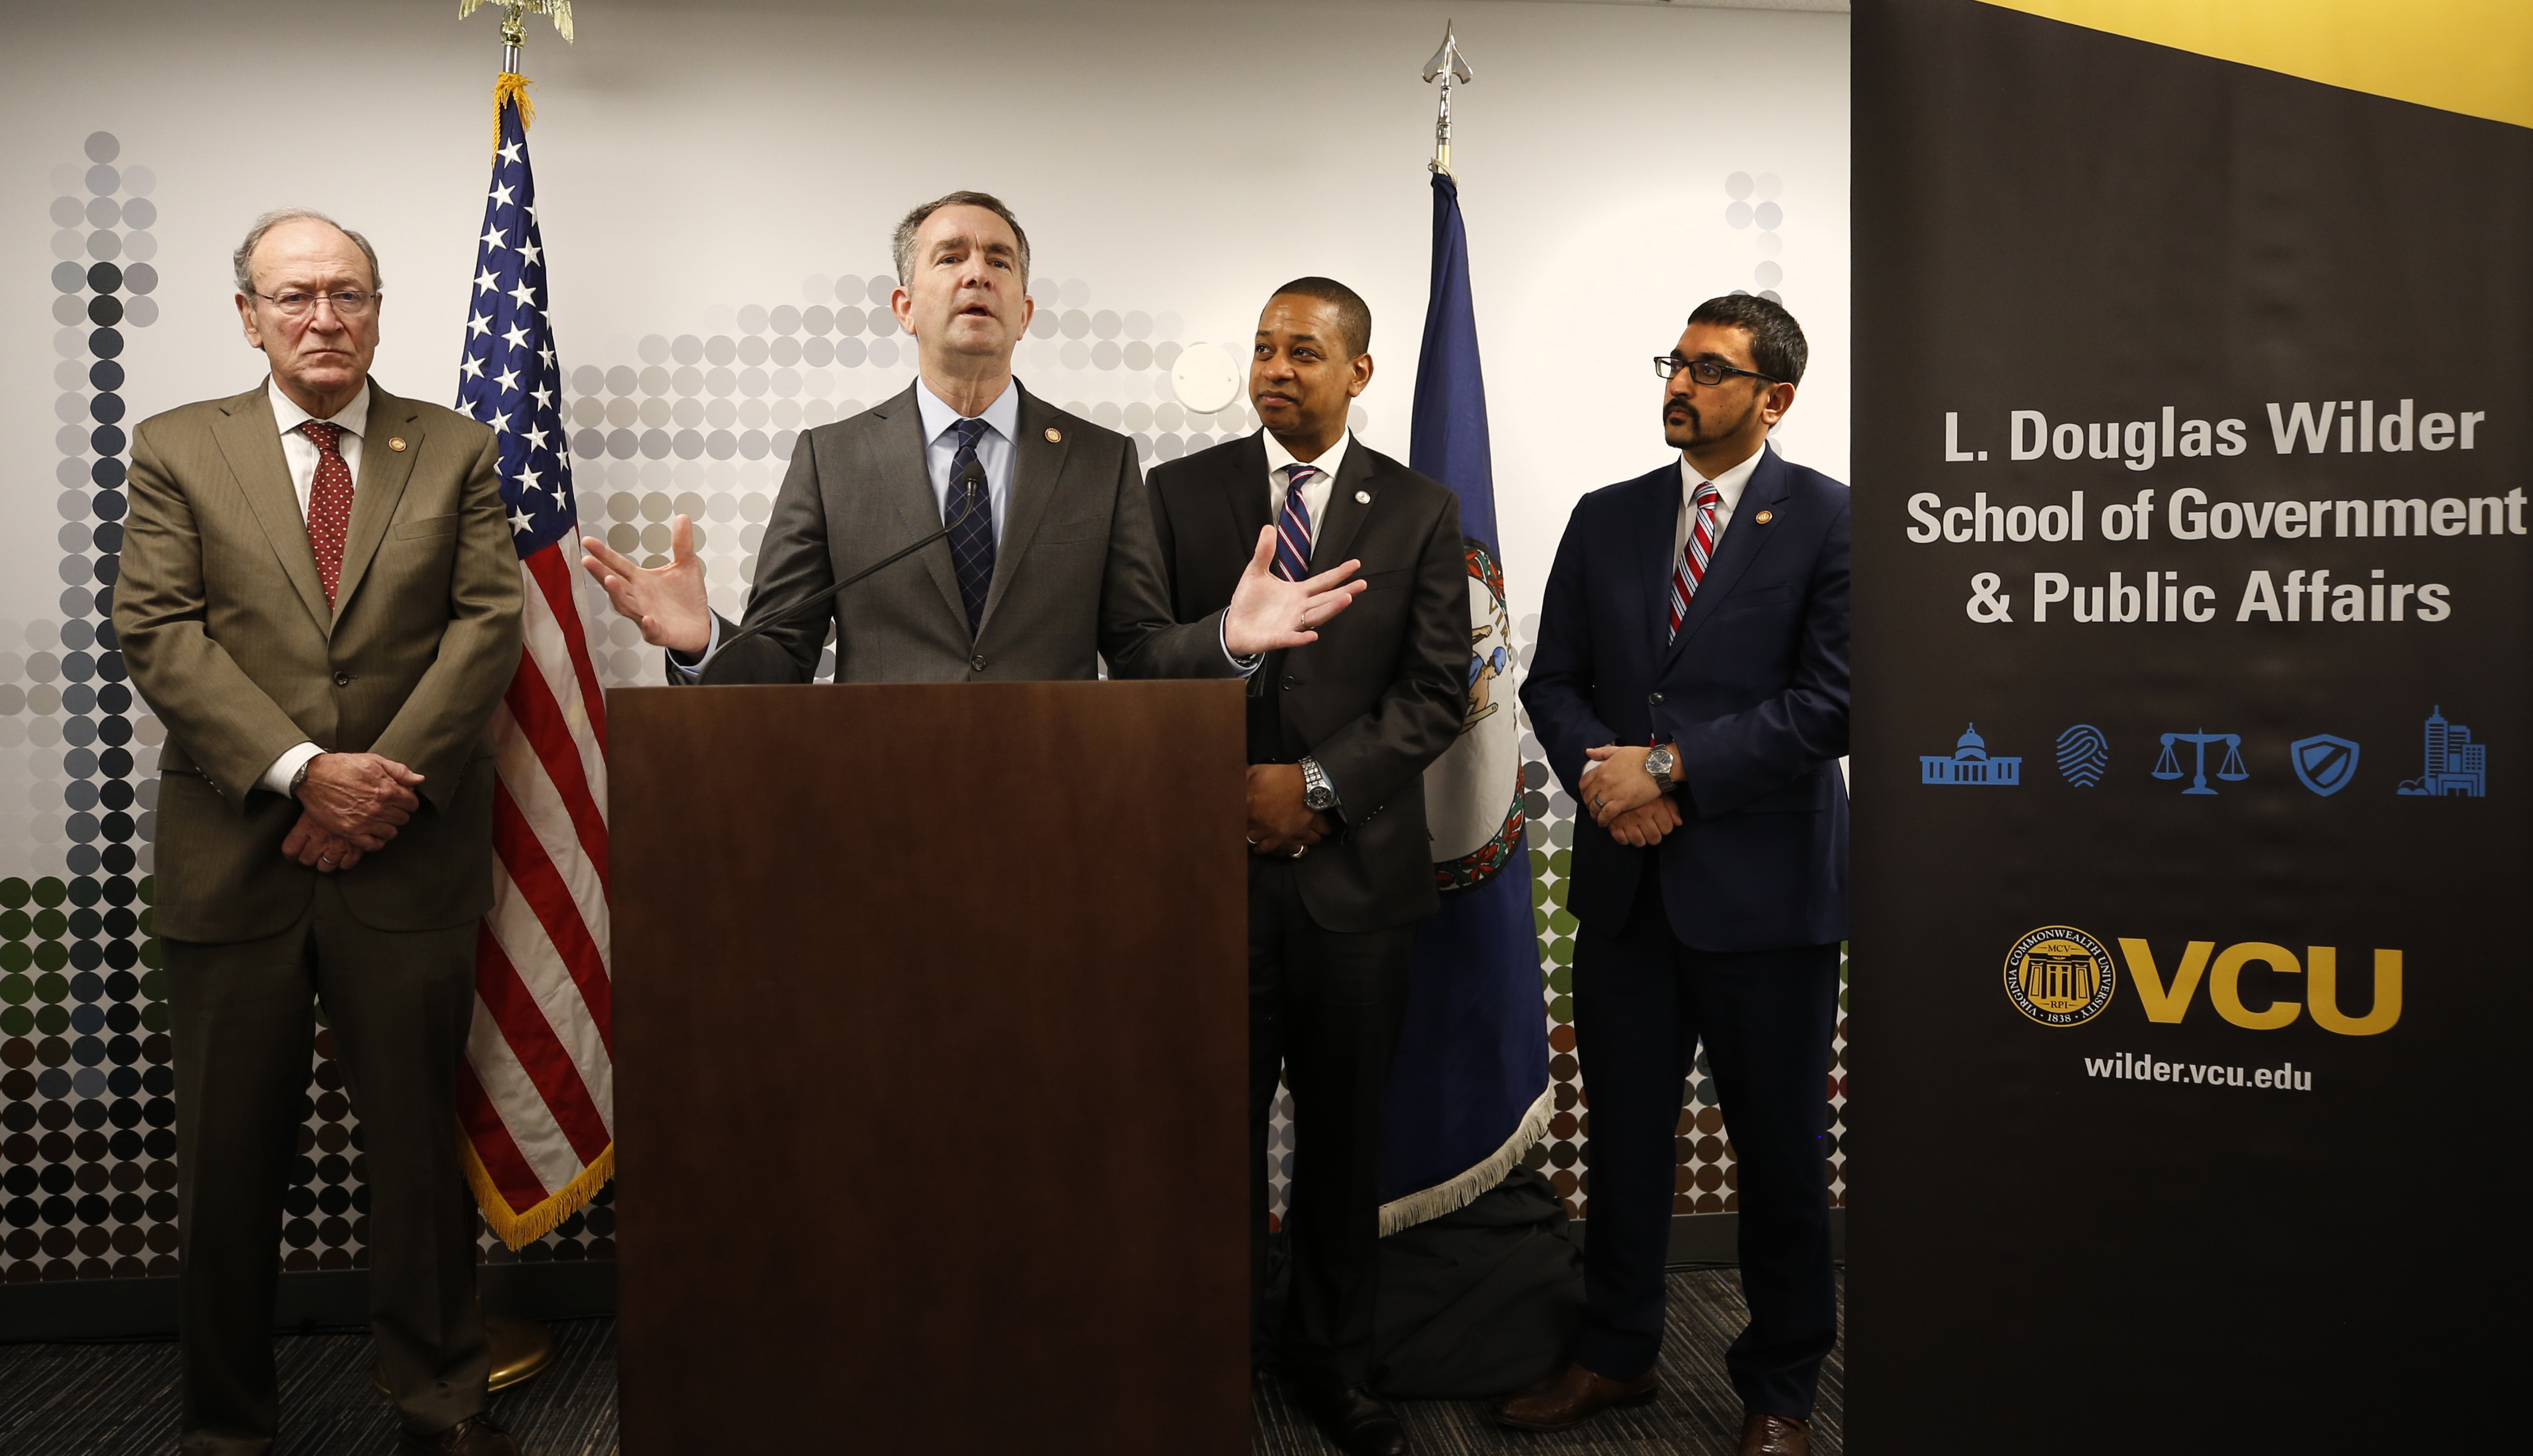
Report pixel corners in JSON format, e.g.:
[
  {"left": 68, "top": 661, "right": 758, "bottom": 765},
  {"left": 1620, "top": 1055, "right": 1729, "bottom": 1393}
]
[{"left": 698, "top": 458, "right": 985, "bottom": 682}]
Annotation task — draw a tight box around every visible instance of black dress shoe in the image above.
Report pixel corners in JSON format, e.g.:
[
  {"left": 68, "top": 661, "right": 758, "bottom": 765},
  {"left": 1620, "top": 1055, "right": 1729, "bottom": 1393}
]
[
  {"left": 1304, "top": 1384, "right": 1408, "bottom": 1456},
  {"left": 400, "top": 1413, "right": 521, "bottom": 1456}
]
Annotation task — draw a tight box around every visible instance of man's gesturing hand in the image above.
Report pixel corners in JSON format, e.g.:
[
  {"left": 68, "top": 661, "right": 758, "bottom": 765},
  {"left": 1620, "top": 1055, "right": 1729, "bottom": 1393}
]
[
  {"left": 1223, "top": 525, "right": 1367, "bottom": 658},
  {"left": 1247, "top": 764, "right": 1333, "bottom": 857},
  {"left": 294, "top": 752, "right": 422, "bottom": 845},
  {"left": 581, "top": 512, "right": 712, "bottom": 657}
]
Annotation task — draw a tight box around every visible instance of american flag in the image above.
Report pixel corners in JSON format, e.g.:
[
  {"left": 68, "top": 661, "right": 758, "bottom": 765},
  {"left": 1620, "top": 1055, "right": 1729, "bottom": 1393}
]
[{"left": 449, "top": 85, "right": 614, "bottom": 1247}]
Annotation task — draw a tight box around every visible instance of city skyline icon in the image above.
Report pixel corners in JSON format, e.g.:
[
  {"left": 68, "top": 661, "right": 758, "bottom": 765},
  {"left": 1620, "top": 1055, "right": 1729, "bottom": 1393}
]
[{"left": 2396, "top": 706, "right": 2487, "bottom": 797}]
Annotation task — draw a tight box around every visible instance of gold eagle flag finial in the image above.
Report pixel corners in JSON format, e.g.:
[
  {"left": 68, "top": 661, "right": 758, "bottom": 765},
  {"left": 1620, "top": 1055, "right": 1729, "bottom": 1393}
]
[{"left": 460, "top": 0, "right": 576, "bottom": 48}]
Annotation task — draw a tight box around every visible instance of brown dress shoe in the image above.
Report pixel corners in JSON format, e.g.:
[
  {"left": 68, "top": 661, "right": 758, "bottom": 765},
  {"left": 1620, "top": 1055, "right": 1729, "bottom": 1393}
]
[
  {"left": 1490, "top": 1360, "right": 1660, "bottom": 1431},
  {"left": 1739, "top": 1410, "right": 1811, "bottom": 1455},
  {"left": 400, "top": 1413, "right": 521, "bottom": 1456}
]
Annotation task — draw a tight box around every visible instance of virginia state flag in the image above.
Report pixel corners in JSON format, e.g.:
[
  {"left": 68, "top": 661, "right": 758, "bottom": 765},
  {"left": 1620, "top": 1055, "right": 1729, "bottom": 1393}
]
[{"left": 1378, "top": 171, "right": 1551, "bottom": 1231}]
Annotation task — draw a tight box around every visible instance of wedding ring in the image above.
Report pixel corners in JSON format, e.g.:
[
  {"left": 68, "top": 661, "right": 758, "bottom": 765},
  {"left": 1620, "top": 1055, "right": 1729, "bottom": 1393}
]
[{"left": 1290, "top": 846, "right": 1306, "bottom": 858}]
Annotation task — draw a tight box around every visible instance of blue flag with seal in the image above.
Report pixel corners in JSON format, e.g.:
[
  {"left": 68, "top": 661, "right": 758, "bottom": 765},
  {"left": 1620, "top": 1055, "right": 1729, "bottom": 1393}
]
[{"left": 1378, "top": 169, "right": 1551, "bottom": 1231}]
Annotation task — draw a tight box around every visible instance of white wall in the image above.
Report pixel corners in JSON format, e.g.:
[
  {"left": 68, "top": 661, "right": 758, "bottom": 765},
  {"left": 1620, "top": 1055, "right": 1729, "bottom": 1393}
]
[{"left": 0, "top": 0, "right": 1848, "bottom": 877}]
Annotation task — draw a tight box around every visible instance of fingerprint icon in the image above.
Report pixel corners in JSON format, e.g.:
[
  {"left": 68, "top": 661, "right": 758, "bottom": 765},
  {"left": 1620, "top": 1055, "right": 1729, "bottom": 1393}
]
[{"left": 2056, "top": 724, "right": 2109, "bottom": 787}]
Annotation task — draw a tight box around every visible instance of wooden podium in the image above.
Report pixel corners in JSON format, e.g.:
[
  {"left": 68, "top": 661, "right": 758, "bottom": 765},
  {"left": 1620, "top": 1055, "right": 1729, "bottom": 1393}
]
[{"left": 610, "top": 681, "right": 1250, "bottom": 1453}]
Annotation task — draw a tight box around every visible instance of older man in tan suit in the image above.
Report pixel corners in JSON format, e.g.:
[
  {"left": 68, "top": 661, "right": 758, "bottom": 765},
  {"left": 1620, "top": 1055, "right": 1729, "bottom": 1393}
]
[{"left": 114, "top": 209, "right": 525, "bottom": 1456}]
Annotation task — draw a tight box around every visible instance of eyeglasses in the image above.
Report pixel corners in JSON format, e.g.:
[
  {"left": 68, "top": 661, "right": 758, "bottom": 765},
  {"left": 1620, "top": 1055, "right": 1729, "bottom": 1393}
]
[
  {"left": 1654, "top": 354, "right": 1777, "bottom": 387},
  {"left": 252, "top": 289, "right": 379, "bottom": 319}
]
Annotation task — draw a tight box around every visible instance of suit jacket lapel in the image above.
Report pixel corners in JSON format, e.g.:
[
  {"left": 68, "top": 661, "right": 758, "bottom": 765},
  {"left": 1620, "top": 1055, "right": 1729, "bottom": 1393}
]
[
  {"left": 873, "top": 383, "right": 969, "bottom": 631},
  {"left": 329, "top": 381, "right": 421, "bottom": 625},
  {"left": 209, "top": 384, "right": 332, "bottom": 633},
  {"left": 1662, "top": 447, "right": 1793, "bottom": 669},
  {"left": 980, "top": 387, "right": 1065, "bottom": 632},
  {"left": 1634, "top": 466, "right": 1682, "bottom": 658},
  {"left": 1306, "top": 435, "right": 1377, "bottom": 573},
  {"left": 1222, "top": 431, "right": 1273, "bottom": 558}
]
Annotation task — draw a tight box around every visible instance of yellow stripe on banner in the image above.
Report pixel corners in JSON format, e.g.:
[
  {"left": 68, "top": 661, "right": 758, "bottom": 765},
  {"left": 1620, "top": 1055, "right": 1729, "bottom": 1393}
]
[
  {"left": 463, "top": 1132, "right": 613, "bottom": 1250},
  {"left": 1980, "top": 1, "right": 2533, "bottom": 130}
]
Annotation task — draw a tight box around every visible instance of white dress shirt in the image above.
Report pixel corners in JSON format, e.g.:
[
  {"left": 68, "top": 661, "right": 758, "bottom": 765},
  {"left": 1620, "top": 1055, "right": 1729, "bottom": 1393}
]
[
  {"left": 1263, "top": 428, "right": 1350, "bottom": 552},
  {"left": 1674, "top": 439, "right": 1770, "bottom": 566},
  {"left": 256, "top": 378, "right": 373, "bottom": 795}
]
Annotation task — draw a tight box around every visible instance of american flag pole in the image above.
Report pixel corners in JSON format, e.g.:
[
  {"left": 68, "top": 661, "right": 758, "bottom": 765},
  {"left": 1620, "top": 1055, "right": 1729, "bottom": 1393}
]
[{"left": 450, "top": 6, "right": 616, "bottom": 1252}]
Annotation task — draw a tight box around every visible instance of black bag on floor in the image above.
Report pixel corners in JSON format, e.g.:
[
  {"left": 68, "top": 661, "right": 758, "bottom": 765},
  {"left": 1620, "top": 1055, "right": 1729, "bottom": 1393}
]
[{"left": 1365, "top": 1166, "right": 1583, "bottom": 1399}]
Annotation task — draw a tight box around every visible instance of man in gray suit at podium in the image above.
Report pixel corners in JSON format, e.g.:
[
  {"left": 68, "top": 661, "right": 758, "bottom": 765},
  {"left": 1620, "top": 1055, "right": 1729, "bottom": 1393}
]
[{"left": 581, "top": 191, "right": 1360, "bottom": 678}]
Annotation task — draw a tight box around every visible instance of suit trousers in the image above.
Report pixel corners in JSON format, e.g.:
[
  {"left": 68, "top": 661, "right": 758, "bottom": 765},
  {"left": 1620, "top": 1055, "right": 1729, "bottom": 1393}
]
[
  {"left": 168, "top": 877, "right": 489, "bottom": 1454},
  {"left": 1248, "top": 857, "right": 1413, "bottom": 1392},
  {"left": 1570, "top": 858, "right": 1839, "bottom": 1417}
]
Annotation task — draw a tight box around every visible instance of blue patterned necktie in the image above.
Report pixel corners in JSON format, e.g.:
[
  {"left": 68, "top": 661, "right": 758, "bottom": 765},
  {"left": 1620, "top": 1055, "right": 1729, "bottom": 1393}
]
[
  {"left": 1274, "top": 464, "right": 1320, "bottom": 581},
  {"left": 945, "top": 418, "right": 995, "bottom": 634}
]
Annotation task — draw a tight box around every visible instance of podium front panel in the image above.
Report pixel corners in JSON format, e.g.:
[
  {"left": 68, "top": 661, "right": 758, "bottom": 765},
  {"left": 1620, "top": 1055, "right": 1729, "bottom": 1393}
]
[{"left": 611, "top": 681, "right": 1248, "bottom": 1454}]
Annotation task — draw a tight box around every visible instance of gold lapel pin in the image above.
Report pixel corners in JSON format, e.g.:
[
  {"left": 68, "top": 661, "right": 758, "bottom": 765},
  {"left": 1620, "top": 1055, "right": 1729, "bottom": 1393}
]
[
  {"left": 1044, "top": 426, "right": 1062, "bottom": 443},
  {"left": 1754, "top": 509, "right": 1774, "bottom": 524},
  {"left": 1355, "top": 490, "right": 1371, "bottom": 503},
  {"left": 388, "top": 437, "right": 408, "bottom": 453}
]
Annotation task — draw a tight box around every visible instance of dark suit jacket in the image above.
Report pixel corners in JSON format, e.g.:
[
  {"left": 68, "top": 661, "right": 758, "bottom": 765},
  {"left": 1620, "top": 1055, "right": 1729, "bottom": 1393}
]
[
  {"left": 1149, "top": 432, "right": 1469, "bottom": 934},
  {"left": 116, "top": 380, "right": 524, "bottom": 942},
  {"left": 1519, "top": 446, "right": 1850, "bottom": 953},
  {"left": 695, "top": 381, "right": 1235, "bottom": 684}
]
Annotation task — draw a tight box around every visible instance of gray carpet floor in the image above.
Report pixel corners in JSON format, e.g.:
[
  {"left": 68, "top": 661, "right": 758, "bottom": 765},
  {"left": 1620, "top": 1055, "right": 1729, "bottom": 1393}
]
[{"left": 0, "top": 1269, "right": 1839, "bottom": 1455}]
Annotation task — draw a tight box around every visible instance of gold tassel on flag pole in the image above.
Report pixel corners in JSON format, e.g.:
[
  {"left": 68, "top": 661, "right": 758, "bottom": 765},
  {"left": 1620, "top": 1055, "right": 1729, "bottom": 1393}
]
[{"left": 463, "top": 1, "right": 572, "bottom": 143}]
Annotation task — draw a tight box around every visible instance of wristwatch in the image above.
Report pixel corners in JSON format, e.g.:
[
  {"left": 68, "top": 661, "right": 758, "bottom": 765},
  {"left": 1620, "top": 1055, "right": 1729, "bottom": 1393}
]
[
  {"left": 288, "top": 755, "right": 318, "bottom": 800},
  {"left": 1299, "top": 757, "right": 1339, "bottom": 813},
  {"left": 1644, "top": 743, "right": 1678, "bottom": 794}
]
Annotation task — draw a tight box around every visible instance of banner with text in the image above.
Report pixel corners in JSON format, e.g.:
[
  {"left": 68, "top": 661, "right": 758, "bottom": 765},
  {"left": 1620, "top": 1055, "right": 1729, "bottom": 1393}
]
[{"left": 1850, "top": 2, "right": 2529, "bottom": 1449}]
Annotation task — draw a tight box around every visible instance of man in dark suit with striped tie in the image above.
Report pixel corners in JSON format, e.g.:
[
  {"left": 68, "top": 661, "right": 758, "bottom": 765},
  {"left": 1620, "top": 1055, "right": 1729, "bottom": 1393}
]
[
  {"left": 1146, "top": 279, "right": 1469, "bottom": 1456},
  {"left": 1506, "top": 294, "right": 1849, "bottom": 1456}
]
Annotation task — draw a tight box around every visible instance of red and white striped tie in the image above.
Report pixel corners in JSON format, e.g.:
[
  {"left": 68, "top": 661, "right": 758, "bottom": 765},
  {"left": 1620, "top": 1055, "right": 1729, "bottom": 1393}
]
[{"left": 1667, "top": 482, "right": 1723, "bottom": 642}]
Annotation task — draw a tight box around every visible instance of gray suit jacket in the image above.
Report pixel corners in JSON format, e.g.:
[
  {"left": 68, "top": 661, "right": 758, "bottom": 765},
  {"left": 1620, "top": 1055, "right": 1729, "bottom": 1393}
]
[
  {"left": 694, "top": 382, "right": 1237, "bottom": 684},
  {"left": 116, "top": 380, "right": 523, "bottom": 942}
]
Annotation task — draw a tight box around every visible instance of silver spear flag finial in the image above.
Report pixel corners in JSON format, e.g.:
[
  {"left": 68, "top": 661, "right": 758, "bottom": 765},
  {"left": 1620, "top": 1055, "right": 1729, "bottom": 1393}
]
[{"left": 1422, "top": 21, "right": 1474, "bottom": 176}]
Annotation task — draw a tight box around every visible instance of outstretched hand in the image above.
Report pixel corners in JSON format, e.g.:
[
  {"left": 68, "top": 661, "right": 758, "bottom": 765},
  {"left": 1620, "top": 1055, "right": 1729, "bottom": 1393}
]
[
  {"left": 1223, "top": 525, "right": 1368, "bottom": 657},
  {"left": 581, "top": 514, "right": 713, "bottom": 656}
]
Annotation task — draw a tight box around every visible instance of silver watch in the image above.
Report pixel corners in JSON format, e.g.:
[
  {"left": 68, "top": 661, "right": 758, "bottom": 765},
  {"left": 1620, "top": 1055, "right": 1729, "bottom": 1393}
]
[
  {"left": 1300, "top": 757, "right": 1338, "bottom": 813},
  {"left": 1644, "top": 744, "right": 1678, "bottom": 794}
]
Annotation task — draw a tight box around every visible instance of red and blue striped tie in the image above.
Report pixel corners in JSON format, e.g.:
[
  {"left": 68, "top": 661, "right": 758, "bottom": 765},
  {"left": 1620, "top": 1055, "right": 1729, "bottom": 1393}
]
[
  {"left": 1274, "top": 464, "right": 1320, "bottom": 581},
  {"left": 1667, "top": 481, "right": 1723, "bottom": 642}
]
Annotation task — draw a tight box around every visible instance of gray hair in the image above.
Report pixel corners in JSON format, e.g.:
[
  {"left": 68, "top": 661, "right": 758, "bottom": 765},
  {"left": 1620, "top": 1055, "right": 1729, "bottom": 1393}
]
[
  {"left": 889, "top": 191, "right": 1031, "bottom": 295},
  {"left": 232, "top": 207, "right": 383, "bottom": 296}
]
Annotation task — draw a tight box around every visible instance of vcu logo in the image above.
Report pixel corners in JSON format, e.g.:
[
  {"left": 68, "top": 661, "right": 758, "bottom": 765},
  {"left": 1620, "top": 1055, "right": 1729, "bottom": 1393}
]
[
  {"left": 2003, "top": 928, "right": 2404, "bottom": 1035},
  {"left": 2004, "top": 926, "right": 2117, "bottom": 1026}
]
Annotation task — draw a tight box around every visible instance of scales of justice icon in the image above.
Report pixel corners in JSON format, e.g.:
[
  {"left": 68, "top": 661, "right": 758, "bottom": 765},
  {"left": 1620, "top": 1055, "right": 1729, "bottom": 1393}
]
[{"left": 2152, "top": 730, "right": 2249, "bottom": 794}]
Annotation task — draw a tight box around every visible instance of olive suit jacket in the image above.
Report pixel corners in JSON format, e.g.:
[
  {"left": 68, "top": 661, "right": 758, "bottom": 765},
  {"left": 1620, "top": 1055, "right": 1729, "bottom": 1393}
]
[{"left": 115, "top": 380, "right": 524, "bottom": 944}]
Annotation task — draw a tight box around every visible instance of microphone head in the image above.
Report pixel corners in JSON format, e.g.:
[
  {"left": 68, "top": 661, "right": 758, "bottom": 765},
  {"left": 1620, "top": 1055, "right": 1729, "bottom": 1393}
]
[{"left": 960, "top": 457, "right": 986, "bottom": 490}]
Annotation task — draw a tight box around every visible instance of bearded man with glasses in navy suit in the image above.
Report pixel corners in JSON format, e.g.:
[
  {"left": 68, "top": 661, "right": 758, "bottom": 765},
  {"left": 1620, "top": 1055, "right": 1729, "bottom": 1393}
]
[{"left": 1504, "top": 293, "right": 1849, "bottom": 1456}]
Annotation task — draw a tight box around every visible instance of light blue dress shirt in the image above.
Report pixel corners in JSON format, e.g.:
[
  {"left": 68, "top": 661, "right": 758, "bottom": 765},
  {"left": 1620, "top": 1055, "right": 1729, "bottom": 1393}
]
[{"left": 914, "top": 376, "right": 1018, "bottom": 545}]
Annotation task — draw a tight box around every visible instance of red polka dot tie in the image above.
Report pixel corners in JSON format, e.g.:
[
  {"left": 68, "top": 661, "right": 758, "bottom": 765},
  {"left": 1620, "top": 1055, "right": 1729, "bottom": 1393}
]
[{"left": 299, "top": 420, "right": 355, "bottom": 608}]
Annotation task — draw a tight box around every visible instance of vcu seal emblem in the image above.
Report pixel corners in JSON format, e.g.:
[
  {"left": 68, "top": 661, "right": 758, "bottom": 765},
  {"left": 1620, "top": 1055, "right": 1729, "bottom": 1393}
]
[{"left": 2004, "top": 926, "right": 2117, "bottom": 1026}]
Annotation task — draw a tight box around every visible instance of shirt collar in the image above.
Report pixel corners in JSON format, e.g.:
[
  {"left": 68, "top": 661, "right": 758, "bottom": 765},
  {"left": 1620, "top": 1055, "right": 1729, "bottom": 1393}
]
[
  {"left": 270, "top": 377, "right": 371, "bottom": 440},
  {"left": 1681, "top": 438, "right": 1769, "bottom": 506},
  {"left": 915, "top": 375, "right": 1021, "bottom": 445},
  {"left": 1264, "top": 428, "right": 1352, "bottom": 483}
]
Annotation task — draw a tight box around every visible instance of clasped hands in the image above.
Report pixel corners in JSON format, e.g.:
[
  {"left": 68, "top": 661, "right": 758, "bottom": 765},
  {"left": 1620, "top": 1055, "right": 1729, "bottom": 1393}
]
[
  {"left": 1248, "top": 764, "right": 1333, "bottom": 858},
  {"left": 1579, "top": 743, "right": 1685, "bottom": 848},
  {"left": 280, "top": 752, "right": 425, "bottom": 874},
  {"left": 578, "top": 517, "right": 1368, "bottom": 662}
]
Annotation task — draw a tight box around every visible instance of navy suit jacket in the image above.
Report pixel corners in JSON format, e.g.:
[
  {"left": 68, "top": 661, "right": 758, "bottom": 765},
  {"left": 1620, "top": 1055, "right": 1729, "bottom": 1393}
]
[{"left": 1518, "top": 445, "right": 1850, "bottom": 953}]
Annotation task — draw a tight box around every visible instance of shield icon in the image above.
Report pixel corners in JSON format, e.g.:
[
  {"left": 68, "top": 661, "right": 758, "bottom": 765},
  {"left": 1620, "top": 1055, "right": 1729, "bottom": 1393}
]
[{"left": 2290, "top": 734, "right": 2360, "bottom": 796}]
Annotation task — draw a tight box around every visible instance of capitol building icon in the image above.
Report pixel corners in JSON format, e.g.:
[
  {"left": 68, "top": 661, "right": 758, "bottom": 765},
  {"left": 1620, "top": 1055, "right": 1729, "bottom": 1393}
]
[{"left": 1923, "top": 723, "right": 2023, "bottom": 785}]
